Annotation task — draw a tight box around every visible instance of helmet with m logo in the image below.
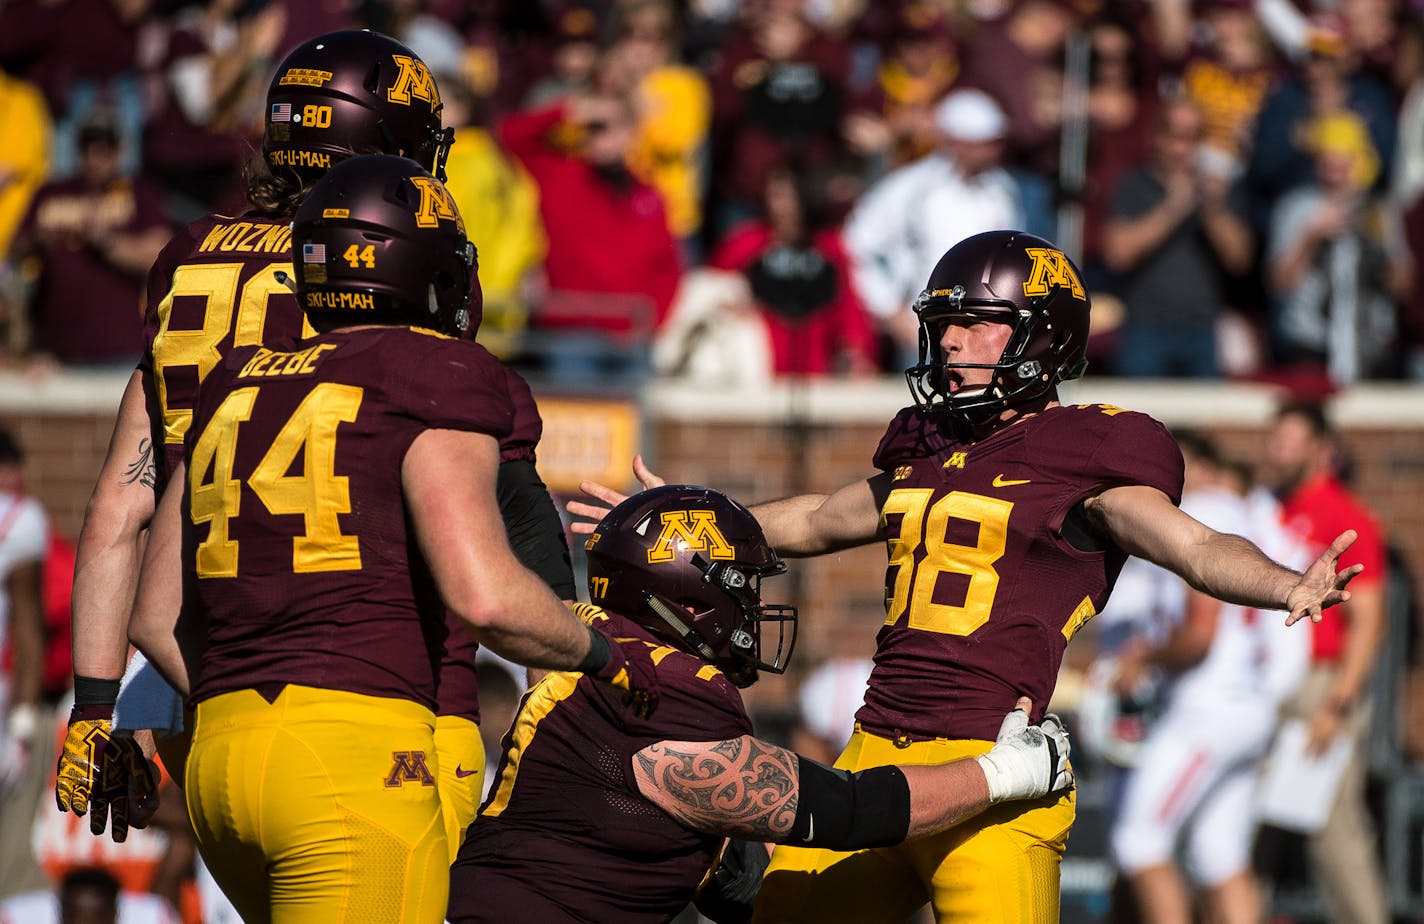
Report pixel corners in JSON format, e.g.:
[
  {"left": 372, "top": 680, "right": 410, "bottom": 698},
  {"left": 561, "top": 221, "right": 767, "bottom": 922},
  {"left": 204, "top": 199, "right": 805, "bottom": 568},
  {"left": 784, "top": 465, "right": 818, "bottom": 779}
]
[
  {"left": 290, "top": 155, "right": 478, "bottom": 335},
  {"left": 264, "top": 30, "right": 453, "bottom": 181},
  {"left": 584, "top": 485, "right": 797, "bottom": 688},
  {"left": 906, "top": 230, "right": 1091, "bottom": 423}
]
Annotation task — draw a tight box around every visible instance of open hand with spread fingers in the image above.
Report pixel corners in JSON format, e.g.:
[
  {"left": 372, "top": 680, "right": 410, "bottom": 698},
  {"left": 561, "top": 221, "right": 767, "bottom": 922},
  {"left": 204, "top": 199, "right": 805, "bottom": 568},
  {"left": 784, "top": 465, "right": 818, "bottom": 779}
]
[
  {"left": 566, "top": 454, "right": 665, "bottom": 535},
  {"left": 1285, "top": 529, "right": 1364, "bottom": 627}
]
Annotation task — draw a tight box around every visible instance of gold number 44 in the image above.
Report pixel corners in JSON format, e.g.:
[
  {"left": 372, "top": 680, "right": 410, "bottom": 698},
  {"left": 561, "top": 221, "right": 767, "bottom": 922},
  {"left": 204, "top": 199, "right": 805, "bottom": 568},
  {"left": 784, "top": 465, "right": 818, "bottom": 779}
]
[
  {"left": 881, "top": 488, "right": 1014, "bottom": 636},
  {"left": 190, "top": 383, "right": 364, "bottom": 578},
  {"left": 343, "top": 244, "right": 375, "bottom": 268}
]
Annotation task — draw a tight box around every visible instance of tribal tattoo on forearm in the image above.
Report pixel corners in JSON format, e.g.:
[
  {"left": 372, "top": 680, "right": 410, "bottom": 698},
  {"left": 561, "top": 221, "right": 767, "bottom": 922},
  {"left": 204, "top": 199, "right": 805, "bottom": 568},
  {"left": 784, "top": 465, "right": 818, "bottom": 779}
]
[
  {"left": 120, "top": 438, "right": 156, "bottom": 489},
  {"left": 633, "top": 735, "right": 799, "bottom": 839}
]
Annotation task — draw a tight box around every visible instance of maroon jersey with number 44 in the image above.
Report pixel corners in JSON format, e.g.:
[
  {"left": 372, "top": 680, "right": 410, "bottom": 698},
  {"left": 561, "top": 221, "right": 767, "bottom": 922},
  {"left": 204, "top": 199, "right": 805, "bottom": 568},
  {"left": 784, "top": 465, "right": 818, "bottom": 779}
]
[
  {"left": 858, "top": 403, "right": 1183, "bottom": 742},
  {"left": 448, "top": 605, "right": 753, "bottom": 924},
  {"left": 183, "top": 327, "right": 514, "bottom": 711}
]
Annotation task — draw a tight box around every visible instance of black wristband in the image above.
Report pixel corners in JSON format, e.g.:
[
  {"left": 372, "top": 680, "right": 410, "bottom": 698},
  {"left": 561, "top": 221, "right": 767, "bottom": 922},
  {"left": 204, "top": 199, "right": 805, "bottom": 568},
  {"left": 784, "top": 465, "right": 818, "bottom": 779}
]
[
  {"left": 576, "top": 625, "right": 611, "bottom": 674},
  {"left": 787, "top": 759, "right": 911, "bottom": 851},
  {"left": 73, "top": 675, "right": 121, "bottom": 708}
]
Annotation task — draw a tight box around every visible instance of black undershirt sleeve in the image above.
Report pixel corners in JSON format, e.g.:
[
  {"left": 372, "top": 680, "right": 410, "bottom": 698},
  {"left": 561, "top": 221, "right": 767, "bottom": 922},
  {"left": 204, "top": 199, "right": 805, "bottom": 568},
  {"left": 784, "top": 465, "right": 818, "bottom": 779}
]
[{"left": 497, "top": 459, "right": 577, "bottom": 600}]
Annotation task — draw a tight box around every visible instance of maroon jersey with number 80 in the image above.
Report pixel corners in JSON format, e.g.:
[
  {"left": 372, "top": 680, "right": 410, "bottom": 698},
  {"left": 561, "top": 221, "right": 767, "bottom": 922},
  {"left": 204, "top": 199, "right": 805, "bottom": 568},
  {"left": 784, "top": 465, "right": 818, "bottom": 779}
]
[
  {"left": 183, "top": 327, "right": 514, "bottom": 711},
  {"left": 141, "top": 211, "right": 316, "bottom": 490},
  {"left": 858, "top": 403, "right": 1183, "bottom": 742}
]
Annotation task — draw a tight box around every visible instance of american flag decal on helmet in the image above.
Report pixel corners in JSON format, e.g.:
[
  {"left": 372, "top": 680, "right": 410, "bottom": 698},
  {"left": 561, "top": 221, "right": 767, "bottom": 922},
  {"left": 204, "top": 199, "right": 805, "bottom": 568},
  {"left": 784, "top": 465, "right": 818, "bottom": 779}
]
[
  {"left": 302, "top": 243, "right": 326, "bottom": 263},
  {"left": 270, "top": 102, "right": 293, "bottom": 122}
]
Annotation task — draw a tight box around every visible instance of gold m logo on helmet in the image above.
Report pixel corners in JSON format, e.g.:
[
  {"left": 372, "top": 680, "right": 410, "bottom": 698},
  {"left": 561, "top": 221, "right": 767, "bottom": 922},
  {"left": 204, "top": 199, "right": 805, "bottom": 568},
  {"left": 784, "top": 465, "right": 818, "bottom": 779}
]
[
  {"left": 1022, "top": 248, "right": 1085, "bottom": 301},
  {"left": 648, "top": 511, "right": 735, "bottom": 564},
  {"left": 409, "top": 176, "right": 462, "bottom": 230},
  {"left": 387, "top": 55, "right": 440, "bottom": 108}
]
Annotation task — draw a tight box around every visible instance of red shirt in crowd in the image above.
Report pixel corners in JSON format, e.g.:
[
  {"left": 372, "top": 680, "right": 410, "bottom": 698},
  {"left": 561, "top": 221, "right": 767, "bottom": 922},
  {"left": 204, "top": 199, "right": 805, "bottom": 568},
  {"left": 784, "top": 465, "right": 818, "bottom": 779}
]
[
  {"left": 708, "top": 222, "right": 877, "bottom": 376},
  {"left": 498, "top": 103, "right": 681, "bottom": 335},
  {"left": 1279, "top": 473, "right": 1388, "bottom": 663}
]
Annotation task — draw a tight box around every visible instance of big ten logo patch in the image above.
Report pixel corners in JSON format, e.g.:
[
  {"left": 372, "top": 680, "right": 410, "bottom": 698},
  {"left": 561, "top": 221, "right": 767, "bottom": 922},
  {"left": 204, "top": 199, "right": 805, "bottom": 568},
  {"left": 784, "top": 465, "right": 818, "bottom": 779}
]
[
  {"left": 387, "top": 55, "right": 440, "bottom": 109},
  {"left": 385, "top": 751, "right": 435, "bottom": 788},
  {"left": 1022, "top": 248, "right": 1085, "bottom": 300},
  {"left": 408, "top": 176, "right": 463, "bottom": 232},
  {"left": 648, "top": 511, "right": 734, "bottom": 564}
]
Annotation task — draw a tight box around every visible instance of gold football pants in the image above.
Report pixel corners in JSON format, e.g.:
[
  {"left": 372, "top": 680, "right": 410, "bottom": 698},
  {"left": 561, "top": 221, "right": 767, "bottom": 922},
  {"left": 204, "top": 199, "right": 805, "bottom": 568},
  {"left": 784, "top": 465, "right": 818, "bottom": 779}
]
[
  {"left": 754, "top": 726, "right": 1075, "bottom": 924},
  {"left": 433, "top": 713, "right": 484, "bottom": 853},
  {"left": 185, "top": 685, "right": 448, "bottom": 924}
]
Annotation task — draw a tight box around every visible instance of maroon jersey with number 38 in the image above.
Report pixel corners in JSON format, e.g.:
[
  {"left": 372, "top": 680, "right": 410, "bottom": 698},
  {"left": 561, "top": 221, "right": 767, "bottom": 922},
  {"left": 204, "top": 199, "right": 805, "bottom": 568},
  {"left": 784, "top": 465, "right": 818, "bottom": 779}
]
[
  {"left": 183, "top": 327, "right": 514, "bottom": 711},
  {"left": 857, "top": 403, "right": 1183, "bottom": 742}
]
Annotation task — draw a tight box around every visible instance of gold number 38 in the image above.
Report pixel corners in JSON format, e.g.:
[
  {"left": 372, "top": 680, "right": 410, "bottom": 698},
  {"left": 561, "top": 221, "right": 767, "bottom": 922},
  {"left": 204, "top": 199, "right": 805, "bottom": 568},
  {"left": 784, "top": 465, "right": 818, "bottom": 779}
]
[{"left": 881, "top": 488, "right": 1013, "bottom": 636}]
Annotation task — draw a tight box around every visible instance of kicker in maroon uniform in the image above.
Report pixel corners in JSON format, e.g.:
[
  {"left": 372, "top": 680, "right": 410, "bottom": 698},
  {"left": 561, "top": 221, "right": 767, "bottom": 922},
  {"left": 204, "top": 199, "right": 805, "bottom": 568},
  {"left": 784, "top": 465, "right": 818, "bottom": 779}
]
[{"left": 861, "top": 402, "right": 1182, "bottom": 742}]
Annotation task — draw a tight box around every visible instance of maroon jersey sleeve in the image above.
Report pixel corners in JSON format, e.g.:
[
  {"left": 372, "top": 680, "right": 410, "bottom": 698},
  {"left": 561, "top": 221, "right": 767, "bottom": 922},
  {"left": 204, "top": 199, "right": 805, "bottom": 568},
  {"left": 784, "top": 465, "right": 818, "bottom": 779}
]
[
  {"left": 1079, "top": 406, "right": 1184, "bottom": 505},
  {"left": 185, "top": 327, "right": 513, "bottom": 710},
  {"left": 140, "top": 211, "right": 309, "bottom": 489},
  {"left": 873, "top": 406, "right": 954, "bottom": 471},
  {"left": 461, "top": 607, "right": 750, "bottom": 922},
  {"left": 498, "top": 364, "right": 542, "bottom": 464}
]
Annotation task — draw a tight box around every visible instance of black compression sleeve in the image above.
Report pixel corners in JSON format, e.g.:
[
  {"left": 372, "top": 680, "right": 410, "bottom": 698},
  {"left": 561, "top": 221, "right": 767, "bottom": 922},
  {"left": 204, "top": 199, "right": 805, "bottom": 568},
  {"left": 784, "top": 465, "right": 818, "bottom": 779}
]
[
  {"left": 496, "top": 459, "right": 577, "bottom": 599},
  {"left": 785, "top": 759, "right": 911, "bottom": 851}
]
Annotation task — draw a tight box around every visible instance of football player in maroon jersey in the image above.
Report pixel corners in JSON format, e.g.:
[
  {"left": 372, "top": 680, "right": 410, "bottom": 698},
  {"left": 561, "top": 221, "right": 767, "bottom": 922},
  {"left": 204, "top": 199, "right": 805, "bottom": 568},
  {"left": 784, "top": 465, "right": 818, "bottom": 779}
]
[
  {"left": 58, "top": 31, "right": 570, "bottom": 856},
  {"left": 126, "top": 154, "right": 653, "bottom": 921},
  {"left": 571, "top": 230, "right": 1362, "bottom": 922},
  {"left": 450, "top": 483, "right": 1073, "bottom": 924}
]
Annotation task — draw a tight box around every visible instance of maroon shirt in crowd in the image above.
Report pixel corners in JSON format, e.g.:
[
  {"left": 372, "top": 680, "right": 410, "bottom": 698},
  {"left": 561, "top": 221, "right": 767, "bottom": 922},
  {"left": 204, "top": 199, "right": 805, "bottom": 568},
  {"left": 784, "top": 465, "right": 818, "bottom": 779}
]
[
  {"left": 20, "top": 175, "right": 169, "bottom": 364},
  {"left": 860, "top": 403, "right": 1183, "bottom": 741},
  {"left": 449, "top": 605, "right": 752, "bottom": 924},
  {"left": 184, "top": 327, "right": 515, "bottom": 711}
]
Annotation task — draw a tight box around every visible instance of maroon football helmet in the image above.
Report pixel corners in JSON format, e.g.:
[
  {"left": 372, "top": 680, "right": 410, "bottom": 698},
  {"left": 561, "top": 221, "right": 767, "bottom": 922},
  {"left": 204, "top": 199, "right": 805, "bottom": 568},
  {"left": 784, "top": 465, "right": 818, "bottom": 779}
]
[
  {"left": 290, "top": 154, "right": 477, "bottom": 335},
  {"left": 264, "top": 30, "right": 452, "bottom": 180},
  {"left": 906, "top": 230, "right": 1091, "bottom": 423},
  {"left": 584, "top": 485, "right": 797, "bottom": 688}
]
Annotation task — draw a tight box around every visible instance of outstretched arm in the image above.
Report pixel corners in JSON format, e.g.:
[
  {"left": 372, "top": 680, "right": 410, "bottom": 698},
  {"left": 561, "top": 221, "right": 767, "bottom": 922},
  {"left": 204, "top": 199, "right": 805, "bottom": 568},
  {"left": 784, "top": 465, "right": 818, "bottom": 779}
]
[
  {"left": 1085, "top": 485, "right": 1362, "bottom": 626},
  {"left": 567, "top": 455, "right": 885, "bottom": 557},
  {"left": 632, "top": 699, "right": 1072, "bottom": 848}
]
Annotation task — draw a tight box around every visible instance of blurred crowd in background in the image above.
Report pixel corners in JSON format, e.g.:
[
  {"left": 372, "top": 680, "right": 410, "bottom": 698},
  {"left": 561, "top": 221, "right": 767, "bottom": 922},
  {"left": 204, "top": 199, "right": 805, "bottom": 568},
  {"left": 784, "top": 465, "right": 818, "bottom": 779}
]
[
  {"left": 0, "top": 1, "right": 1421, "bottom": 921},
  {"left": 3, "top": 0, "right": 1424, "bottom": 388}
]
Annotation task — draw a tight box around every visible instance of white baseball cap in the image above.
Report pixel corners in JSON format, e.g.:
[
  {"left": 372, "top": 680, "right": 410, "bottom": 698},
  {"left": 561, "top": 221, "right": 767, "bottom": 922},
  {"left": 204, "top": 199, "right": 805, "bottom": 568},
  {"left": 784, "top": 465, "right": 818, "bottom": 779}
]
[{"left": 934, "top": 88, "right": 1009, "bottom": 142}]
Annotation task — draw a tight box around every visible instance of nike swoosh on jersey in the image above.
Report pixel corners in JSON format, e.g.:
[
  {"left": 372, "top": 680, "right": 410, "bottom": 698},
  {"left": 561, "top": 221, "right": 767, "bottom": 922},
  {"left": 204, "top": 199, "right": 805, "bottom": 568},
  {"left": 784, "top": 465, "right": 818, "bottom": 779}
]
[
  {"left": 992, "top": 475, "right": 1031, "bottom": 487},
  {"left": 454, "top": 764, "right": 478, "bottom": 779}
]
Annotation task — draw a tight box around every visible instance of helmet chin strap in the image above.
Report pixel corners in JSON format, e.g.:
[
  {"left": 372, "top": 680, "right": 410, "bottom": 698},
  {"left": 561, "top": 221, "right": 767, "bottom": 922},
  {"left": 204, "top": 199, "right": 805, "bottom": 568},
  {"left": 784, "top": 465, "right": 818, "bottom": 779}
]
[{"left": 644, "top": 594, "right": 719, "bottom": 661}]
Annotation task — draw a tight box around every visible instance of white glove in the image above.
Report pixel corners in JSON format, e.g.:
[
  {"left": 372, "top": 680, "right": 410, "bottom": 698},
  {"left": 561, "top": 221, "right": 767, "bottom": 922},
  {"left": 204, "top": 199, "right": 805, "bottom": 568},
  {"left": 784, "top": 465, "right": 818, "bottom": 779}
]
[{"left": 975, "top": 706, "right": 1073, "bottom": 803}]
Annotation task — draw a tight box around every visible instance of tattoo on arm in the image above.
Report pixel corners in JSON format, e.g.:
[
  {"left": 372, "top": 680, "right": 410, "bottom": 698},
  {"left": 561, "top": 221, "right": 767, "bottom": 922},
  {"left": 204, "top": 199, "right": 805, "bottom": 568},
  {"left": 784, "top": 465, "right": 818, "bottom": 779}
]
[
  {"left": 633, "top": 735, "right": 799, "bottom": 840},
  {"left": 121, "top": 438, "right": 157, "bottom": 489}
]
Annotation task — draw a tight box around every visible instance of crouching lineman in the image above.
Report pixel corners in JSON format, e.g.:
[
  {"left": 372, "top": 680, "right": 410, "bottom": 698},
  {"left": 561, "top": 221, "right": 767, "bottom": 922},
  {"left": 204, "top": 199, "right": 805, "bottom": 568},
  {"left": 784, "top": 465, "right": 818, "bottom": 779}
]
[
  {"left": 127, "top": 154, "right": 656, "bottom": 922},
  {"left": 448, "top": 485, "right": 1073, "bottom": 923}
]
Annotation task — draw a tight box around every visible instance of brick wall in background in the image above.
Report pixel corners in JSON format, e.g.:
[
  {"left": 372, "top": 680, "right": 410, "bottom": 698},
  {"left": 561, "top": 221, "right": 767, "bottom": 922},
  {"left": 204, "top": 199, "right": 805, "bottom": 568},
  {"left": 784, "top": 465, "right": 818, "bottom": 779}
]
[{"left": 5, "top": 374, "right": 1422, "bottom": 719}]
